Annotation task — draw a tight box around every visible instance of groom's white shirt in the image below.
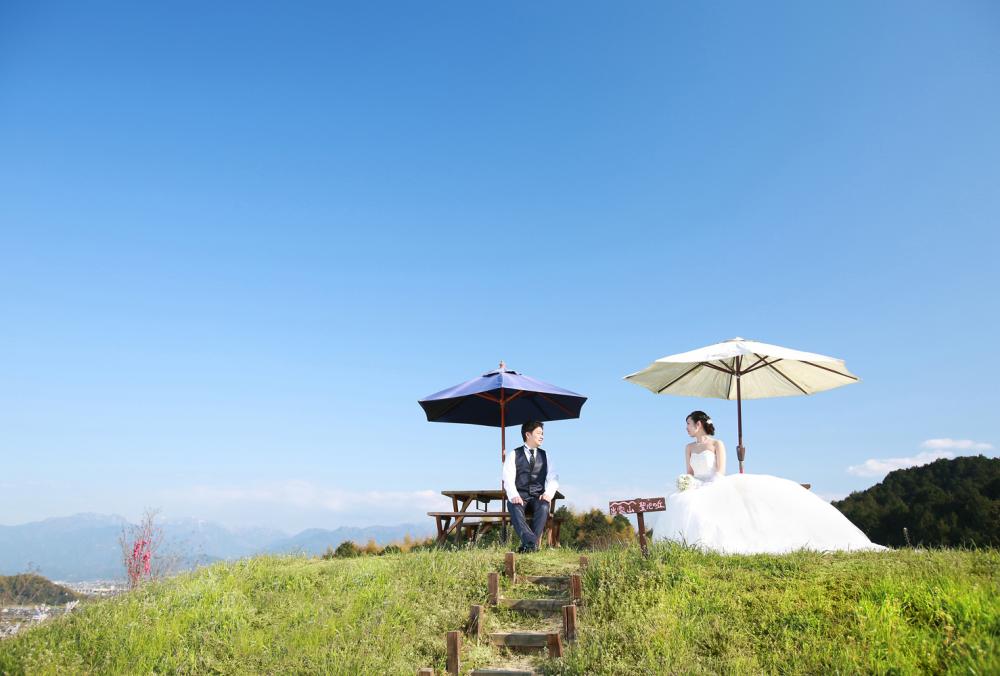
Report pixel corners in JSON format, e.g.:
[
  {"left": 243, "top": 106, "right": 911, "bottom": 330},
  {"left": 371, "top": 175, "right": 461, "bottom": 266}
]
[{"left": 502, "top": 445, "right": 559, "bottom": 503}]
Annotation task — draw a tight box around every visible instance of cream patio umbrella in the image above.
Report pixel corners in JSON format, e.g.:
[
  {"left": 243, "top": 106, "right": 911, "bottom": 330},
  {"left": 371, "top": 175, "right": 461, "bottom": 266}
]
[{"left": 624, "top": 337, "right": 860, "bottom": 473}]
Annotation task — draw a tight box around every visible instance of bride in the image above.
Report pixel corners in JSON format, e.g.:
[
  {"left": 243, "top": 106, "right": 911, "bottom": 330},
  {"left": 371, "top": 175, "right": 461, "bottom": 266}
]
[{"left": 652, "top": 410, "right": 885, "bottom": 554}]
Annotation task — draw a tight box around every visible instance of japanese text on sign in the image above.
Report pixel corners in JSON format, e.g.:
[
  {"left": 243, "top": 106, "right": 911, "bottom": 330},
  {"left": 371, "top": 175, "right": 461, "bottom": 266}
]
[{"left": 608, "top": 497, "right": 666, "bottom": 516}]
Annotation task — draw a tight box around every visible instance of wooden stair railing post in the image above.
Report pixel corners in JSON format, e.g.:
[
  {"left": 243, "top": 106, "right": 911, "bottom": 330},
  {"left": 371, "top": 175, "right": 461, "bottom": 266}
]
[
  {"left": 446, "top": 631, "right": 461, "bottom": 675},
  {"left": 505, "top": 552, "right": 516, "bottom": 579},
  {"left": 467, "top": 605, "right": 483, "bottom": 638},
  {"left": 487, "top": 572, "right": 499, "bottom": 606},
  {"left": 562, "top": 604, "right": 577, "bottom": 641},
  {"left": 570, "top": 574, "right": 582, "bottom": 603},
  {"left": 547, "top": 632, "right": 563, "bottom": 658}
]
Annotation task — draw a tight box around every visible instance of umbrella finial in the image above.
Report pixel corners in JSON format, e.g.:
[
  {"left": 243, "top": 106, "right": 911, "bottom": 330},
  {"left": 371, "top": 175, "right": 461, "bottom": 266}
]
[{"left": 499, "top": 360, "right": 506, "bottom": 371}]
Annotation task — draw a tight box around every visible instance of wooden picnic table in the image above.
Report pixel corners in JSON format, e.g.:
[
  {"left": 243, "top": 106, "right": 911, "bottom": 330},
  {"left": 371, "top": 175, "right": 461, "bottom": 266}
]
[{"left": 429, "top": 489, "right": 566, "bottom": 546}]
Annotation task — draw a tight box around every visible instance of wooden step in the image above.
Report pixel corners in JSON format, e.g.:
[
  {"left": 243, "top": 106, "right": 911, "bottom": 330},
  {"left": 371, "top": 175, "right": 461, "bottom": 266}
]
[
  {"left": 488, "top": 631, "right": 552, "bottom": 648},
  {"left": 499, "top": 597, "right": 568, "bottom": 613},
  {"left": 470, "top": 670, "right": 535, "bottom": 676},
  {"left": 517, "top": 575, "right": 569, "bottom": 587}
]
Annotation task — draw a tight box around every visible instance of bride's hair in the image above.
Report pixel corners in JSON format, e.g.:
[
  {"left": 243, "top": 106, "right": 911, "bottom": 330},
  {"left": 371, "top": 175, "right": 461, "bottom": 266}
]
[{"left": 687, "top": 410, "right": 715, "bottom": 435}]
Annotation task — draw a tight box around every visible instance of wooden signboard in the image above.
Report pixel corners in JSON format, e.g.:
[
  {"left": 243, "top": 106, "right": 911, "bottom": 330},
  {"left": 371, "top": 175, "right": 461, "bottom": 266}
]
[
  {"left": 609, "top": 497, "right": 666, "bottom": 516},
  {"left": 609, "top": 496, "right": 666, "bottom": 557}
]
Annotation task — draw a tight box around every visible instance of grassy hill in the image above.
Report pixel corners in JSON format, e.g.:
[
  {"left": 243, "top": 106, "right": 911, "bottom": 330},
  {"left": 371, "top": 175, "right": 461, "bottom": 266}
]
[{"left": 0, "top": 545, "right": 996, "bottom": 674}]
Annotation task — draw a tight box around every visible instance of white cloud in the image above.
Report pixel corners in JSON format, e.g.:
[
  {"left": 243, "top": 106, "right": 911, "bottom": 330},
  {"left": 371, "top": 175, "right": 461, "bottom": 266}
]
[
  {"left": 846, "top": 438, "right": 995, "bottom": 479},
  {"left": 162, "top": 481, "right": 448, "bottom": 513},
  {"left": 847, "top": 451, "right": 955, "bottom": 477},
  {"left": 920, "top": 438, "right": 993, "bottom": 451}
]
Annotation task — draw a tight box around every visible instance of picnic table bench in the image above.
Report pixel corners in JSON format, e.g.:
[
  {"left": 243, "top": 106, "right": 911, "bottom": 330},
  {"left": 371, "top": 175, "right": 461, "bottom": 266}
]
[{"left": 429, "top": 489, "right": 565, "bottom": 546}]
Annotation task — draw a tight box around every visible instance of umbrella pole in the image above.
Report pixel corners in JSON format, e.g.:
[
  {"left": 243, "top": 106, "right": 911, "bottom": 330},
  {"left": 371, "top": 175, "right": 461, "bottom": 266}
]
[
  {"left": 736, "top": 361, "right": 746, "bottom": 473},
  {"left": 500, "top": 389, "right": 508, "bottom": 542}
]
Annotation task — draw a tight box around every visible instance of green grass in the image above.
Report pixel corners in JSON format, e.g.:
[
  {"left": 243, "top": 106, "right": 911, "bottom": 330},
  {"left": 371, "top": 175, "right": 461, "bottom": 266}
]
[
  {"left": 565, "top": 545, "right": 999, "bottom": 675},
  {"left": 0, "top": 545, "right": 996, "bottom": 674}
]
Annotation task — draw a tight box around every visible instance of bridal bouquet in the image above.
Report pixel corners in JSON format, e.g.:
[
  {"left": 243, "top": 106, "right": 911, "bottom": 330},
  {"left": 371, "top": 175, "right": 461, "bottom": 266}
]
[{"left": 676, "top": 474, "right": 702, "bottom": 492}]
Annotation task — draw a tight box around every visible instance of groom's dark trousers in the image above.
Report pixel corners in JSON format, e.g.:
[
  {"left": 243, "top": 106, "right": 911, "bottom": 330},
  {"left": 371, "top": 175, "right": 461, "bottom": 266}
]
[{"left": 509, "top": 496, "right": 549, "bottom": 552}]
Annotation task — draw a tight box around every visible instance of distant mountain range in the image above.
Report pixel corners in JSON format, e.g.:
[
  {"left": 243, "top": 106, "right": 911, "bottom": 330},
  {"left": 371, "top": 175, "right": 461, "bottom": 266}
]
[{"left": 0, "top": 514, "right": 435, "bottom": 582}]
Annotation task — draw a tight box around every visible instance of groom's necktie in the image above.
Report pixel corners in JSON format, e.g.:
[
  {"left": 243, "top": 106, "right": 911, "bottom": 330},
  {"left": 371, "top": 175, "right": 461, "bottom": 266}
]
[{"left": 528, "top": 448, "right": 535, "bottom": 468}]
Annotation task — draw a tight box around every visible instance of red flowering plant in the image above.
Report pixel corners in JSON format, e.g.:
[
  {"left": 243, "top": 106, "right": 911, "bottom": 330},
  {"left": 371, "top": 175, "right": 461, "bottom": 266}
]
[{"left": 119, "top": 509, "right": 164, "bottom": 590}]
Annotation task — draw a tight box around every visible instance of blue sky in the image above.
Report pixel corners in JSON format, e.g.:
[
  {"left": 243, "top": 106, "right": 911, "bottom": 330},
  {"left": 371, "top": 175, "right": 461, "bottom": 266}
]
[{"left": 1, "top": 1, "right": 998, "bottom": 532}]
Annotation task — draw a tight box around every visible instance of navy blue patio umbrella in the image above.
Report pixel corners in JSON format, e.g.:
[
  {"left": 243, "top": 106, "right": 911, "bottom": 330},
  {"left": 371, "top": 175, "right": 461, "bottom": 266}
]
[{"left": 419, "top": 362, "right": 588, "bottom": 515}]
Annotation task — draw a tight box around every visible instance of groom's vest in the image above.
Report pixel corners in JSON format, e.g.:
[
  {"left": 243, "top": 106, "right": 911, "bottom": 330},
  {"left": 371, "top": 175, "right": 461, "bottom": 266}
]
[{"left": 514, "top": 446, "right": 548, "bottom": 500}]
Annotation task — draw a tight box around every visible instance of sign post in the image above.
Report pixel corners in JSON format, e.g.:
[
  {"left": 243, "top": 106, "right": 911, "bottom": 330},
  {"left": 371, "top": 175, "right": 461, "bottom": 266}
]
[{"left": 608, "top": 496, "right": 666, "bottom": 557}]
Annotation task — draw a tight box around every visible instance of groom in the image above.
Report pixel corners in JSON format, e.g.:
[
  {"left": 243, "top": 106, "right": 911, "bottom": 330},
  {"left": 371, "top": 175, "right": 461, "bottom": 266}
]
[{"left": 502, "top": 420, "right": 559, "bottom": 553}]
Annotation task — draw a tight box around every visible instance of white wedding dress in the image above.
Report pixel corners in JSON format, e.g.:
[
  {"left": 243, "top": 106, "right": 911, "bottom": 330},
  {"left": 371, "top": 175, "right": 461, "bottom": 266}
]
[{"left": 652, "top": 450, "right": 885, "bottom": 554}]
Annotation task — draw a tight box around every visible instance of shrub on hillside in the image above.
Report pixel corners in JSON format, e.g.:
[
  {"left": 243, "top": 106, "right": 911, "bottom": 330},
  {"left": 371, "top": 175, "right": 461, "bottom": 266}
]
[
  {"left": 336, "top": 541, "right": 362, "bottom": 557},
  {"left": 0, "top": 574, "right": 79, "bottom": 605},
  {"left": 555, "top": 506, "right": 636, "bottom": 549},
  {"left": 319, "top": 536, "right": 436, "bottom": 559}
]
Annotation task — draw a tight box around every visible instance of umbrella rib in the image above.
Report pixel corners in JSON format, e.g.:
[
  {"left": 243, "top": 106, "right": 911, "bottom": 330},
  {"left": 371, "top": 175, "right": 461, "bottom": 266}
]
[
  {"left": 497, "top": 390, "right": 528, "bottom": 425},
  {"left": 536, "top": 392, "right": 575, "bottom": 417},
  {"left": 530, "top": 395, "right": 550, "bottom": 421},
  {"left": 427, "top": 396, "right": 473, "bottom": 419},
  {"left": 701, "top": 361, "right": 734, "bottom": 375},
  {"left": 473, "top": 392, "right": 501, "bottom": 403},
  {"left": 656, "top": 363, "right": 702, "bottom": 393},
  {"left": 742, "top": 356, "right": 784, "bottom": 376},
  {"left": 505, "top": 391, "right": 527, "bottom": 405},
  {"left": 767, "top": 362, "right": 810, "bottom": 395},
  {"left": 801, "top": 361, "right": 859, "bottom": 381},
  {"left": 743, "top": 353, "right": 775, "bottom": 374}
]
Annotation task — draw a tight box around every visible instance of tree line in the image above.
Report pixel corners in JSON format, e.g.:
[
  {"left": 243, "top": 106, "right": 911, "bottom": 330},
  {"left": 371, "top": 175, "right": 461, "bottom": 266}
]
[
  {"left": 322, "top": 507, "right": 637, "bottom": 557},
  {"left": 833, "top": 455, "right": 999, "bottom": 548}
]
